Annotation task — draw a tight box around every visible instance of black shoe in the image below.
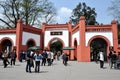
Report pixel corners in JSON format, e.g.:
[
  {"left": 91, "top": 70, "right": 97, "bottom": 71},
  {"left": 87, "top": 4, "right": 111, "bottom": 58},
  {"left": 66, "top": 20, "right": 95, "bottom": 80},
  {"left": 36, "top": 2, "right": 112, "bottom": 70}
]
[{"left": 4, "top": 66, "right": 6, "bottom": 68}]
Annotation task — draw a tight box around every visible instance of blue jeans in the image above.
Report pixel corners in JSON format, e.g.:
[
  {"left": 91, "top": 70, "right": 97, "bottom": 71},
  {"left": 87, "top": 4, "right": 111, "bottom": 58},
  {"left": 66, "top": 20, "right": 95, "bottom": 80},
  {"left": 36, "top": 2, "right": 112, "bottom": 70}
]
[
  {"left": 35, "top": 61, "right": 40, "bottom": 72},
  {"left": 116, "top": 62, "right": 120, "bottom": 69},
  {"left": 26, "top": 61, "right": 31, "bottom": 72}
]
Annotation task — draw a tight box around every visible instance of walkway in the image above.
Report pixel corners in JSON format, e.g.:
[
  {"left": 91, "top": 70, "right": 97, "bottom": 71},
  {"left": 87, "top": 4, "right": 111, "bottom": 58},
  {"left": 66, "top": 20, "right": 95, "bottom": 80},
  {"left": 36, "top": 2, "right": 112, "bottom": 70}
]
[{"left": 0, "top": 60, "right": 120, "bottom": 80}]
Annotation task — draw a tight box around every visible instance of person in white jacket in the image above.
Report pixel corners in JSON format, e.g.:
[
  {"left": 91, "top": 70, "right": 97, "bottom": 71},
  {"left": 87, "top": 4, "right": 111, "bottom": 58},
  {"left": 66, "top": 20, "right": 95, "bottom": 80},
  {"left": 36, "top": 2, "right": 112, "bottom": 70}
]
[
  {"left": 99, "top": 50, "right": 104, "bottom": 68},
  {"left": 50, "top": 52, "right": 54, "bottom": 64}
]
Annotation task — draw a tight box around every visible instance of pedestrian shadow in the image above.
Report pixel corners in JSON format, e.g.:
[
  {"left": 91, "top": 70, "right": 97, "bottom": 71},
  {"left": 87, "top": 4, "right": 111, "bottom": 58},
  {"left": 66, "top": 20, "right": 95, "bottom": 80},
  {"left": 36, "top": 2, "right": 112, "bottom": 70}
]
[
  {"left": 63, "top": 64, "right": 71, "bottom": 66},
  {"left": 4, "top": 66, "right": 14, "bottom": 68},
  {"left": 102, "top": 67, "right": 107, "bottom": 69},
  {"left": 14, "top": 64, "right": 21, "bottom": 66},
  {"left": 30, "top": 71, "right": 48, "bottom": 73},
  {"left": 0, "top": 64, "right": 3, "bottom": 66},
  {"left": 66, "top": 64, "right": 71, "bottom": 66},
  {"left": 115, "top": 68, "right": 120, "bottom": 70},
  {"left": 40, "top": 71, "right": 48, "bottom": 73},
  {"left": 51, "top": 63, "right": 57, "bottom": 66}
]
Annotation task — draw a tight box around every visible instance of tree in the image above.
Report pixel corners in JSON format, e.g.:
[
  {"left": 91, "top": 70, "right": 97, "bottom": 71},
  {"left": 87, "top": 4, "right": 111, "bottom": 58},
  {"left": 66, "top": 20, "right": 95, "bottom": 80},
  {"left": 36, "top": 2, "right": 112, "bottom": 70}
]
[
  {"left": 0, "top": 0, "right": 56, "bottom": 28},
  {"left": 108, "top": 0, "right": 120, "bottom": 23},
  {"left": 50, "top": 40, "right": 62, "bottom": 54},
  {"left": 70, "top": 2, "right": 97, "bottom": 26},
  {"left": 108, "top": 0, "right": 120, "bottom": 39},
  {"left": 39, "top": 1, "right": 56, "bottom": 24}
]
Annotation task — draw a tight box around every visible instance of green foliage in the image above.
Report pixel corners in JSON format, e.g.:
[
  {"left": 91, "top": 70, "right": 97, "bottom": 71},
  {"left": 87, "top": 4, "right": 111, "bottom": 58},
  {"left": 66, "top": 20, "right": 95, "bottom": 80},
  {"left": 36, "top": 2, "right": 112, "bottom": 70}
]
[
  {"left": 50, "top": 40, "right": 62, "bottom": 53},
  {"left": 70, "top": 2, "right": 98, "bottom": 26},
  {"left": 108, "top": 0, "right": 120, "bottom": 23},
  {"left": 108, "top": 0, "right": 120, "bottom": 40},
  {"left": 0, "top": 0, "right": 56, "bottom": 28}
]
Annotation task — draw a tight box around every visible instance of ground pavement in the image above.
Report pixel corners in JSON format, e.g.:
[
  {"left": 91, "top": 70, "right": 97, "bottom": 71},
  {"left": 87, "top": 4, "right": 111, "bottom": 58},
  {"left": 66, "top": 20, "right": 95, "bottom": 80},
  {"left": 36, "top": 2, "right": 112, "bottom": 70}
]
[{"left": 0, "top": 59, "right": 120, "bottom": 80}]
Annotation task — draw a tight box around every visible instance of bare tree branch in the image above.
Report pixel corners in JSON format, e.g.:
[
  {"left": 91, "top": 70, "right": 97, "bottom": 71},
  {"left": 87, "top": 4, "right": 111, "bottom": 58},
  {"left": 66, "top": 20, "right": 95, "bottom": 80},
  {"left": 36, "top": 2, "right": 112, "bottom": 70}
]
[{"left": 0, "top": 18, "right": 13, "bottom": 28}]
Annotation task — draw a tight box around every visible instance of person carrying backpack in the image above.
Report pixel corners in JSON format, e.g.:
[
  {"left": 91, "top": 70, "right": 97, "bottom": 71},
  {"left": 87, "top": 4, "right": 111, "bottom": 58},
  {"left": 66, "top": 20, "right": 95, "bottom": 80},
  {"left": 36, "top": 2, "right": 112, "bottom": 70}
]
[
  {"left": 62, "top": 52, "right": 68, "bottom": 66},
  {"left": 110, "top": 51, "right": 117, "bottom": 69},
  {"left": 25, "top": 51, "right": 32, "bottom": 73}
]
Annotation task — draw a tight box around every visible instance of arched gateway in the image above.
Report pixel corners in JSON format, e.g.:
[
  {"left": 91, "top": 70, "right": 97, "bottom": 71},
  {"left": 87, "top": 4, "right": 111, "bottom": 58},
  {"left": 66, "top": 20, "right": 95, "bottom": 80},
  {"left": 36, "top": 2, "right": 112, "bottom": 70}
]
[
  {"left": 42, "top": 22, "right": 71, "bottom": 51},
  {"left": 88, "top": 36, "right": 110, "bottom": 61},
  {"left": 0, "top": 16, "right": 119, "bottom": 62}
]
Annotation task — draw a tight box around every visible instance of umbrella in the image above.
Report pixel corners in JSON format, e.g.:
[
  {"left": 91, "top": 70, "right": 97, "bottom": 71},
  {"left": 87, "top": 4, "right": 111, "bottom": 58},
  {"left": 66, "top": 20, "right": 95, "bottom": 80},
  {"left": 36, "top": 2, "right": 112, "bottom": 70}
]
[
  {"left": 62, "top": 47, "right": 75, "bottom": 50},
  {"left": 28, "top": 46, "right": 42, "bottom": 51}
]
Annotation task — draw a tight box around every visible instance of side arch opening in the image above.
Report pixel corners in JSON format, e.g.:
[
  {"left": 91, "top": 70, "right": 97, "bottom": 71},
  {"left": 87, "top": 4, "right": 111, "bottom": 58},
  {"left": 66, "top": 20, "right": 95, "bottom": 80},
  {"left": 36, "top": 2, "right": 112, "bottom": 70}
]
[{"left": 90, "top": 38, "right": 108, "bottom": 62}]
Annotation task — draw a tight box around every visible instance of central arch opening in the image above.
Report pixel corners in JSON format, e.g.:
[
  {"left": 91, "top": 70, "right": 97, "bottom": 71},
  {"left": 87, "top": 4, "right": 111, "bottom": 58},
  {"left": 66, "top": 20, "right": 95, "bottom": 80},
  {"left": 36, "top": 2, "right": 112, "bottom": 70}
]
[
  {"left": 27, "top": 40, "right": 35, "bottom": 49},
  {"left": 49, "top": 39, "right": 63, "bottom": 55},
  {"left": 90, "top": 38, "right": 107, "bottom": 62}
]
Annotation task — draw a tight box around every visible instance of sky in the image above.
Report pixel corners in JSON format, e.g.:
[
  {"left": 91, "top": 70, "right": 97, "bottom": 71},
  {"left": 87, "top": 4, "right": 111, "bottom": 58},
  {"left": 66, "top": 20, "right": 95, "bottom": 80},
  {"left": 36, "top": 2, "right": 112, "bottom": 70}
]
[{"left": 49, "top": 0, "right": 114, "bottom": 24}]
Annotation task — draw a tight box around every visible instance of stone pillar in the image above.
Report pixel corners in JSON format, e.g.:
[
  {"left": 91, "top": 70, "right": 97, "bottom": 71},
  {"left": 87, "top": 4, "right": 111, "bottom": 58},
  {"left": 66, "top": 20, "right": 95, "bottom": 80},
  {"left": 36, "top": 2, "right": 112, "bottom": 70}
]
[
  {"left": 111, "top": 20, "right": 118, "bottom": 52},
  {"left": 42, "top": 23, "right": 46, "bottom": 50},
  {"left": 77, "top": 16, "right": 86, "bottom": 62},
  {"left": 16, "top": 20, "right": 23, "bottom": 60},
  {"left": 77, "top": 16, "right": 90, "bottom": 62},
  {"left": 68, "top": 21, "right": 73, "bottom": 60}
]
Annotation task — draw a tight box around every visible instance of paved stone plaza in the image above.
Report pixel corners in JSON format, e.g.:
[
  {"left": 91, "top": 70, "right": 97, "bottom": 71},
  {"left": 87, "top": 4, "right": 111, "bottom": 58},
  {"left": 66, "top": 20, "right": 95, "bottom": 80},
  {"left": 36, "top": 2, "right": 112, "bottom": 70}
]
[{"left": 0, "top": 60, "right": 120, "bottom": 80}]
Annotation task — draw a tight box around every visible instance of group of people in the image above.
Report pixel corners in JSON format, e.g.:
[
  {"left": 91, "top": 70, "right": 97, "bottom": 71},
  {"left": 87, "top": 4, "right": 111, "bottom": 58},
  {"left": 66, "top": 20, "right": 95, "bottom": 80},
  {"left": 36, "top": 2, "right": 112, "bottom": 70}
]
[
  {"left": 2, "top": 49, "right": 120, "bottom": 72},
  {"left": 108, "top": 51, "right": 120, "bottom": 69},
  {"left": 25, "top": 50, "right": 70, "bottom": 73},
  {"left": 0, "top": 49, "right": 69, "bottom": 72},
  {"left": 25, "top": 50, "right": 54, "bottom": 73},
  {"left": 98, "top": 50, "right": 120, "bottom": 69},
  {"left": 0, "top": 49, "right": 17, "bottom": 68}
]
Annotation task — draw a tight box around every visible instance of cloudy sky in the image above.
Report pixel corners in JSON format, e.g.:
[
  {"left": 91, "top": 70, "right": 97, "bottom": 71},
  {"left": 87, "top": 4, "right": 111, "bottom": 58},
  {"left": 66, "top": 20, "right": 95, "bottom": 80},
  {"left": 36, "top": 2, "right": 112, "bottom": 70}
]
[{"left": 49, "top": 0, "right": 114, "bottom": 24}]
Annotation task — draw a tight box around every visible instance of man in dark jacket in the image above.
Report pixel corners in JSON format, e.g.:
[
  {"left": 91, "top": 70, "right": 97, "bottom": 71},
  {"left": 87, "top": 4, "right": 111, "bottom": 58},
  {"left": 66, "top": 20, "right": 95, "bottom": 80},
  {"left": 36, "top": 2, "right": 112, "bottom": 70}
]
[
  {"left": 110, "top": 51, "right": 117, "bottom": 69},
  {"left": 62, "top": 52, "right": 68, "bottom": 66},
  {"left": 10, "top": 50, "right": 17, "bottom": 66},
  {"left": 25, "top": 51, "right": 32, "bottom": 73},
  {"left": 41, "top": 50, "right": 47, "bottom": 66}
]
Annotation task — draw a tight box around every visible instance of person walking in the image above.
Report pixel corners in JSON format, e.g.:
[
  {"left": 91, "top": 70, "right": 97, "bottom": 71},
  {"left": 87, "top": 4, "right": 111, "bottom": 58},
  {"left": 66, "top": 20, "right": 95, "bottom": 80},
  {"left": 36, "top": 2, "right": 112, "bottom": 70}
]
[
  {"left": 47, "top": 51, "right": 52, "bottom": 66},
  {"left": 41, "top": 50, "right": 47, "bottom": 66},
  {"left": 51, "top": 51, "right": 54, "bottom": 64},
  {"left": 3, "top": 50, "right": 9, "bottom": 68},
  {"left": 116, "top": 52, "right": 120, "bottom": 69},
  {"left": 110, "top": 51, "right": 117, "bottom": 69},
  {"left": 19, "top": 50, "right": 23, "bottom": 62},
  {"left": 10, "top": 49, "right": 17, "bottom": 66},
  {"left": 34, "top": 51, "right": 43, "bottom": 73},
  {"left": 0, "top": 51, "right": 4, "bottom": 63},
  {"left": 62, "top": 52, "right": 68, "bottom": 66},
  {"left": 99, "top": 50, "right": 104, "bottom": 68},
  {"left": 25, "top": 51, "right": 32, "bottom": 73},
  {"left": 57, "top": 51, "right": 61, "bottom": 61},
  {"left": 0, "top": 51, "right": 3, "bottom": 60},
  {"left": 108, "top": 51, "right": 113, "bottom": 67}
]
